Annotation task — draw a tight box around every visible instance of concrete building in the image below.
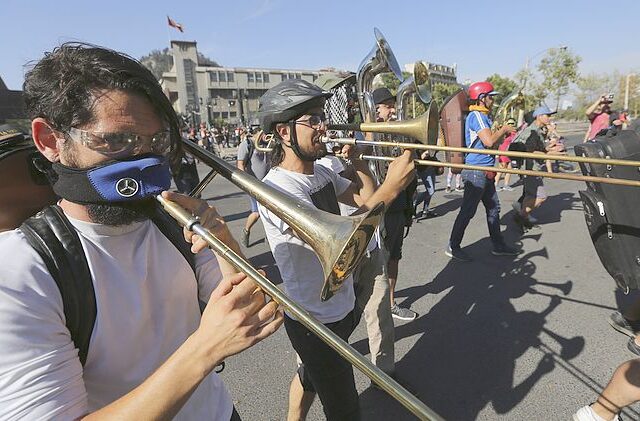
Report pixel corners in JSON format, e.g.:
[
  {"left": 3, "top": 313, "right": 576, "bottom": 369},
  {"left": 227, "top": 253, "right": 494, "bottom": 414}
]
[
  {"left": 160, "top": 40, "right": 330, "bottom": 127},
  {"left": 403, "top": 61, "right": 458, "bottom": 86},
  {"left": 0, "top": 76, "right": 25, "bottom": 123}
]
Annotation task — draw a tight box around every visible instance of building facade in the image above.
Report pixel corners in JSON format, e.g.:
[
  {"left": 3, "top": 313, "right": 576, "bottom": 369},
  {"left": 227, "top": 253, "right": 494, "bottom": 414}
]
[
  {"left": 160, "top": 41, "right": 329, "bottom": 127},
  {"left": 0, "top": 76, "right": 25, "bottom": 123},
  {"left": 403, "top": 61, "right": 458, "bottom": 86}
]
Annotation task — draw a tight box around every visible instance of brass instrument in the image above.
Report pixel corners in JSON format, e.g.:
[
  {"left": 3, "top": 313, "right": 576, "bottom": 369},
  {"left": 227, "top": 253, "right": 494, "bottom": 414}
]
[
  {"left": 256, "top": 108, "right": 640, "bottom": 186},
  {"left": 356, "top": 28, "right": 403, "bottom": 184},
  {"left": 396, "top": 61, "right": 432, "bottom": 119},
  {"left": 159, "top": 140, "right": 443, "bottom": 421},
  {"left": 182, "top": 140, "right": 382, "bottom": 301},
  {"left": 357, "top": 27, "right": 403, "bottom": 123},
  {"left": 329, "top": 103, "right": 440, "bottom": 146},
  {"left": 492, "top": 90, "right": 526, "bottom": 130},
  {"left": 320, "top": 133, "right": 640, "bottom": 187}
]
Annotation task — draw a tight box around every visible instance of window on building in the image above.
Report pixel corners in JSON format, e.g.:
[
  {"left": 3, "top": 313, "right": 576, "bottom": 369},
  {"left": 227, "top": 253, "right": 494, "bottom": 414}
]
[
  {"left": 230, "top": 112, "right": 237, "bottom": 118},
  {"left": 222, "top": 112, "right": 229, "bottom": 119},
  {"left": 227, "top": 72, "right": 234, "bottom": 82},
  {"left": 213, "top": 112, "right": 221, "bottom": 118},
  {"left": 219, "top": 71, "right": 227, "bottom": 82},
  {"left": 210, "top": 72, "right": 218, "bottom": 82},
  {"left": 248, "top": 72, "right": 255, "bottom": 83},
  {"left": 256, "top": 72, "right": 263, "bottom": 83},
  {"left": 263, "top": 73, "right": 270, "bottom": 83}
]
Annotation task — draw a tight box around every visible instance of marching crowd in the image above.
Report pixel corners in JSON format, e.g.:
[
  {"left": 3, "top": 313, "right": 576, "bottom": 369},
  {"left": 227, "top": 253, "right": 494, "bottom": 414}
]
[{"left": 1, "top": 41, "right": 640, "bottom": 421}]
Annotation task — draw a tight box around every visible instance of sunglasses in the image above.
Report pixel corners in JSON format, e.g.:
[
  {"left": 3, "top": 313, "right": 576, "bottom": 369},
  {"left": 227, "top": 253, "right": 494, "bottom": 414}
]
[
  {"left": 294, "top": 113, "right": 328, "bottom": 130},
  {"left": 65, "top": 127, "right": 172, "bottom": 157}
]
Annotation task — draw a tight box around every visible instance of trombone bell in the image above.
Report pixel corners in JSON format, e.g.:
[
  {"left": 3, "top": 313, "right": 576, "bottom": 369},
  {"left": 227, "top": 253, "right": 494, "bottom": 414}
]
[
  {"left": 354, "top": 100, "right": 440, "bottom": 146},
  {"left": 181, "top": 140, "right": 384, "bottom": 301}
]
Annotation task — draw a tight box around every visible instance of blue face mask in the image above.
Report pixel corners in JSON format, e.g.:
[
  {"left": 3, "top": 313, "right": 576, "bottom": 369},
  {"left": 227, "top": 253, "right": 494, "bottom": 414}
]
[{"left": 51, "top": 154, "right": 171, "bottom": 204}]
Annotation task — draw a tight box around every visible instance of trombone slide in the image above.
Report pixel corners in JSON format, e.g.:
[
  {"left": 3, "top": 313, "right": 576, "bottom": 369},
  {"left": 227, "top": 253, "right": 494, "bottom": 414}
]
[{"left": 156, "top": 195, "right": 444, "bottom": 421}]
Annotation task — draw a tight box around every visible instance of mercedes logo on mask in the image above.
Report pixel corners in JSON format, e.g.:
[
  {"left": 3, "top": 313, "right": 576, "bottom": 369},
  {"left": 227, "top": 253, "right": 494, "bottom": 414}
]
[{"left": 116, "top": 178, "right": 139, "bottom": 198}]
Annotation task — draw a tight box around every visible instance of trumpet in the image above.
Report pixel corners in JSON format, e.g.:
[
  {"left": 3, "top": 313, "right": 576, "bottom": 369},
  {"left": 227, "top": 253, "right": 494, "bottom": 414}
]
[{"left": 157, "top": 140, "right": 443, "bottom": 421}]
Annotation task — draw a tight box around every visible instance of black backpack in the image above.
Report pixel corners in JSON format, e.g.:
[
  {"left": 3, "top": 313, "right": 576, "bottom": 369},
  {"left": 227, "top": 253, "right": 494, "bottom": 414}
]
[{"left": 19, "top": 204, "right": 197, "bottom": 366}]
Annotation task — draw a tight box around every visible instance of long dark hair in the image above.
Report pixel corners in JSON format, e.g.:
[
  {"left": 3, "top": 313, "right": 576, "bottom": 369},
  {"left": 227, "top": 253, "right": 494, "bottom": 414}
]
[{"left": 23, "top": 42, "right": 182, "bottom": 168}]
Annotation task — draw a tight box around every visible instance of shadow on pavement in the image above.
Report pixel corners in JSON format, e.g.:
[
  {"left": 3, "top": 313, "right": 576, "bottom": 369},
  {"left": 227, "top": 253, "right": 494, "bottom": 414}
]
[
  {"left": 354, "top": 236, "right": 585, "bottom": 420},
  {"left": 223, "top": 210, "right": 251, "bottom": 223},
  {"left": 204, "top": 191, "right": 245, "bottom": 202}
]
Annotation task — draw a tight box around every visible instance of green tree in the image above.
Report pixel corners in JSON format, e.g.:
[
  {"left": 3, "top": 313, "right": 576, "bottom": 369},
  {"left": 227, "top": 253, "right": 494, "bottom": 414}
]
[
  {"left": 378, "top": 73, "right": 460, "bottom": 116},
  {"left": 486, "top": 74, "right": 518, "bottom": 99},
  {"left": 140, "top": 48, "right": 173, "bottom": 80},
  {"left": 537, "top": 48, "right": 581, "bottom": 110},
  {"left": 431, "top": 83, "right": 461, "bottom": 108},
  {"left": 140, "top": 48, "right": 220, "bottom": 80}
]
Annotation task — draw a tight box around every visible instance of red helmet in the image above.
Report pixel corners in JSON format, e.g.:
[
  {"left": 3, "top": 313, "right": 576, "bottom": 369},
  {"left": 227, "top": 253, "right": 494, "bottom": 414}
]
[{"left": 468, "top": 81, "right": 498, "bottom": 100}]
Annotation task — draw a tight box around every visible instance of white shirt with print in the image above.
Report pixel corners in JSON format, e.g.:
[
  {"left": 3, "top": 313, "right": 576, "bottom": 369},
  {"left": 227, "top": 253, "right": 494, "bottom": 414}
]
[
  {"left": 259, "top": 164, "right": 355, "bottom": 324},
  {"left": 0, "top": 216, "right": 233, "bottom": 420}
]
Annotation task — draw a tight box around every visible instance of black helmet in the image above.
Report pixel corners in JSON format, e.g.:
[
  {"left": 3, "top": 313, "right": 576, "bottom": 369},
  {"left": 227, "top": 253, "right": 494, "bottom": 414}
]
[{"left": 258, "top": 79, "right": 332, "bottom": 131}]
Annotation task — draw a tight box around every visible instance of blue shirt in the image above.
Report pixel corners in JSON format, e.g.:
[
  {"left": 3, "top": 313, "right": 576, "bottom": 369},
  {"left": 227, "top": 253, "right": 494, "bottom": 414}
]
[{"left": 465, "top": 111, "right": 495, "bottom": 167}]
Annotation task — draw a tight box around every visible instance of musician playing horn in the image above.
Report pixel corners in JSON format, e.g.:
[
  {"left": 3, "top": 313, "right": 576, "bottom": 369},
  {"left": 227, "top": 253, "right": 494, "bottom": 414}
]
[
  {"left": 0, "top": 43, "right": 283, "bottom": 420},
  {"left": 257, "top": 79, "right": 414, "bottom": 421},
  {"left": 446, "top": 81, "right": 520, "bottom": 261}
]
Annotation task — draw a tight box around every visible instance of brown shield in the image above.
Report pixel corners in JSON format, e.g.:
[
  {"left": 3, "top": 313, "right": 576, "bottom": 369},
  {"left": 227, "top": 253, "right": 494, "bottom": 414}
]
[{"left": 439, "top": 89, "right": 468, "bottom": 173}]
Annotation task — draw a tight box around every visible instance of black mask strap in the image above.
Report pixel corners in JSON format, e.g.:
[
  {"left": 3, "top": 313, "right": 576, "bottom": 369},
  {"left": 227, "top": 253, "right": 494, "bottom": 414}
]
[{"left": 282, "top": 121, "right": 316, "bottom": 162}]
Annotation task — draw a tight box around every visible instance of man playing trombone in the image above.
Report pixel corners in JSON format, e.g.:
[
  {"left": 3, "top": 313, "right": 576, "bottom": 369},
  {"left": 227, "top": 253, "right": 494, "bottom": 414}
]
[
  {"left": 257, "top": 79, "right": 415, "bottom": 420},
  {"left": 0, "top": 43, "right": 283, "bottom": 420}
]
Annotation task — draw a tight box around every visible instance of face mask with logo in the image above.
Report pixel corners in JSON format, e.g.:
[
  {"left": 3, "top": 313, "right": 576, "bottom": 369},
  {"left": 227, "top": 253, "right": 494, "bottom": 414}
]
[{"left": 51, "top": 154, "right": 171, "bottom": 204}]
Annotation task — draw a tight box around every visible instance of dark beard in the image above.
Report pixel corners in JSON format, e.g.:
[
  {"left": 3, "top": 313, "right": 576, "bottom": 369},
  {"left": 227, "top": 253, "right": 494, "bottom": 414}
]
[{"left": 86, "top": 198, "right": 156, "bottom": 226}]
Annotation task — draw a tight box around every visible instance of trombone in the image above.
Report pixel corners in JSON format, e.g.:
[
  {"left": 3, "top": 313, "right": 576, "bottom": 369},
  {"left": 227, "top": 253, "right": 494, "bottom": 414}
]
[
  {"left": 157, "top": 140, "right": 443, "bottom": 421},
  {"left": 325, "top": 114, "right": 640, "bottom": 188},
  {"left": 252, "top": 128, "right": 640, "bottom": 187}
]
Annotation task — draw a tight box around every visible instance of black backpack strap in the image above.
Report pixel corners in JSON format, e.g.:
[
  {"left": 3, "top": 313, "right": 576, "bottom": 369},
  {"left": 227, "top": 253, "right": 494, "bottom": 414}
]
[
  {"left": 150, "top": 205, "right": 197, "bottom": 274},
  {"left": 19, "top": 205, "right": 96, "bottom": 366}
]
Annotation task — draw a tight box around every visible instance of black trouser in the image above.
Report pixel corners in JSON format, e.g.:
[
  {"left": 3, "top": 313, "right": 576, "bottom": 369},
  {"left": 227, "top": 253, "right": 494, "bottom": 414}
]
[
  {"left": 284, "top": 311, "right": 361, "bottom": 421},
  {"left": 230, "top": 406, "right": 241, "bottom": 421}
]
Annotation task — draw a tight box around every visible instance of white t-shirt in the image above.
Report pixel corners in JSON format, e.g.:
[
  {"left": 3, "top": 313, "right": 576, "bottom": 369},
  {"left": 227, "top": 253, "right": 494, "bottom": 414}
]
[
  {"left": 0, "top": 216, "right": 233, "bottom": 420},
  {"left": 316, "top": 156, "right": 380, "bottom": 253},
  {"left": 259, "top": 164, "right": 355, "bottom": 324}
]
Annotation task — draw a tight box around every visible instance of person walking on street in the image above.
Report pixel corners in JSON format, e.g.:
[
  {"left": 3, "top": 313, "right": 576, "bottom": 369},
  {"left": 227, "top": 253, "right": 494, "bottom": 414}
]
[{"left": 446, "top": 81, "right": 520, "bottom": 262}]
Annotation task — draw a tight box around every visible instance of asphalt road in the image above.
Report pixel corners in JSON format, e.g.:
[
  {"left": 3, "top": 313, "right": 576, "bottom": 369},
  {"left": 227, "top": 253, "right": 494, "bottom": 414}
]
[{"left": 192, "top": 134, "right": 640, "bottom": 420}]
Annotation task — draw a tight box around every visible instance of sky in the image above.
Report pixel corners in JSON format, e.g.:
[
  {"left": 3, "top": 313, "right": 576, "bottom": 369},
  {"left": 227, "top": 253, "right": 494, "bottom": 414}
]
[{"left": 2, "top": 0, "right": 639, "bottom": 91}]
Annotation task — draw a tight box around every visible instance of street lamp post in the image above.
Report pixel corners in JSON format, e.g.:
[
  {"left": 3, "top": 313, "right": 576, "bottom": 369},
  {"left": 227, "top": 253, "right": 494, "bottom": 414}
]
[{"left": 624, "top": 73, "right": 636, "bottom": 111}]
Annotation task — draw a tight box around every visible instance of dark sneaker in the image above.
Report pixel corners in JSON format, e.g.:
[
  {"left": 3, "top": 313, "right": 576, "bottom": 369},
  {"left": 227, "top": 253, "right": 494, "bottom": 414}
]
[
  {"left": 445, "top": 246, "right": 472, "bottom": 262},
  {"left": 610, "top": 311, "right": 640, "bottom": 338},
  {"left": 241, "top": 229, "right": 250, "bottom": 248},
  {"left": 491, "top": 245, "right": 521, "bottom": 256},
  {"left": 445, "top": 186, "right": 452, "bottom": 193},
  {"left": 391, "top": 304, "right": 418, "bottom": 321},
  {"left": 455, "top": 186, "right": 464, "bottom": 192},
  {"left": 513, "top": 213, "right": 538, "bottom": 233},
  {"left": 628, "top": 337, "right": 640, "bottom": 356},
  {"left": 424, "top": 210, "right": 439, "bottom": 218}
]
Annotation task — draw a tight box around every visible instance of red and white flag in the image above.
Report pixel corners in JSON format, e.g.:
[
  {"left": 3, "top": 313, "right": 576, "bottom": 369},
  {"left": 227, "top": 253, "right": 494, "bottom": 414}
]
[{"left": 167, "top": 16, "right": 184, "bottom": 33}]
